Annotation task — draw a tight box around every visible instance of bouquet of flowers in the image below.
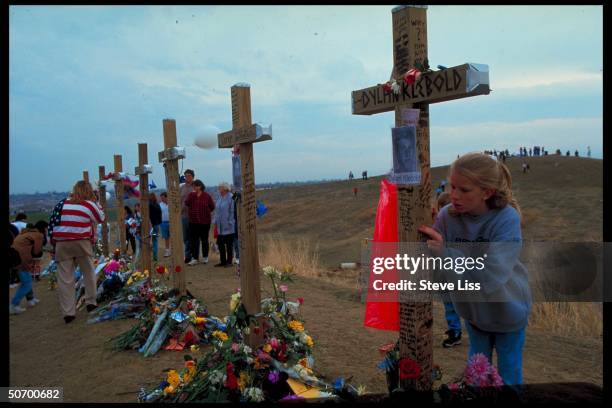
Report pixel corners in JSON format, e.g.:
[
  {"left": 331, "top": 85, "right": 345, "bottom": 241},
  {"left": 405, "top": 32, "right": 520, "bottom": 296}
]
[
  {"left": 138, "top": 265, "right": 364, "bottom": 403},
  {"left": 438, "top": 353, "right": 504, "bottom": 403}
]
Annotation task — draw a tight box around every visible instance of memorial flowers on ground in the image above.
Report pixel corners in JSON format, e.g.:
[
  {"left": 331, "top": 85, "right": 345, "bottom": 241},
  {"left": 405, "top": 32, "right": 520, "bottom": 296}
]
[{"left": 138, "top": 265, "right": 362, "bottom": 403}]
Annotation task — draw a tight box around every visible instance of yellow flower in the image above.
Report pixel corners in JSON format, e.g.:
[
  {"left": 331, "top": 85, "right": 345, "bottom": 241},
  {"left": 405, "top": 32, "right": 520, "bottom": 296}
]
[
  {"left": 238, "top": 371, "right": 250, "bottom": 392},
  {"left": 195, "top": 317, "right": 206, "bottom": 325},
  {"left": 167, "top": 370, "right": 180, "bottom": 388},
  {"left": 163, "top": 385, "right": 174, "bottom": 395},
  {"left": 190, "top": 344, "right": 200, "bottom": 353},
  {"left": 212, "top": 330, "right": 229, "bottom": 342},
  {"left": 262, "top": 344, "right": 272, "bottom": 353},
  {"left": 283, "top": 264, "right": 294, "bottom": 274},
  {"left": 305, "top": 335, "right": 314, "bottom": 348},
  {"left": 288, "top": 320, "right": 304, "bottom": 332}
]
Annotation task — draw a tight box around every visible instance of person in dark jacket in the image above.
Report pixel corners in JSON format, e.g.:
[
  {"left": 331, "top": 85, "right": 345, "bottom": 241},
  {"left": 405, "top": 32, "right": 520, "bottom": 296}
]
[
  {"left": 149, "top": 192, "right": 162, "bottom": 262},
  {"left": 185, "top": 180, "right": 215, "bottom": 265}
]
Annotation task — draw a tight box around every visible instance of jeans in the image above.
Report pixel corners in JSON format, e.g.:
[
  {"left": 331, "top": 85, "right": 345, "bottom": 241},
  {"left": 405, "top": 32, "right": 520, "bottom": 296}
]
[
  {"left": 11, "top": 271, "right": 33, "bottom": 307},
  {"left": 444, "top": 302, "right": 462, "bottom": 335},
  {"left": 465, "top": 321, "right": 526, "bottom": 385},
  {"left": 188, "top": 223, "right": 210, "bottom": 261},
  {"left": 217, "top": 234, "right": 235, "bottom": 265},
  {"left": 182, "top": 217, "right": 192, "bottom": 260},
  {"left": 151, "top": 224, "right": 160, "bottom": 260}
]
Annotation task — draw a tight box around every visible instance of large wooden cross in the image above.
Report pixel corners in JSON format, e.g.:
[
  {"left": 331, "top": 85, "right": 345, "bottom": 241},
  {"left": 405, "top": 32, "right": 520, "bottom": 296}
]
[
  {"left": 98, "top": 165, "right": 109, "bottom": 257},
  {"left": 113, "top": 155, "right": 127, "bottom": 255},
  {"left": 158, "top": 119, "right": 186, "bottom": 295},
  {"left": 136, "top": 143, "right": 152, "bottom": 274},
  {"left": 218, "top": 83, "right": 272, "bottom": 347},
  {"left": 351, "top": 5, "right": 490, "bottom": 392}
]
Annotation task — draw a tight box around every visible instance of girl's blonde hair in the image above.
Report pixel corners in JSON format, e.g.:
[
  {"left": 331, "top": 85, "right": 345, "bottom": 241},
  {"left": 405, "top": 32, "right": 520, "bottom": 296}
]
[
  {"left": 71, "top": 180, "right": 96, "bottom": 203},
  {"left": 449, "top": 152, "right": 521, "bottom": 219}
]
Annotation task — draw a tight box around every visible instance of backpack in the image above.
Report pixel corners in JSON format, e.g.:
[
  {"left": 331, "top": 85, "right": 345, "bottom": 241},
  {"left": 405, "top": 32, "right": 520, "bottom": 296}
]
[{"left": 48, "top": 198, "right": 67, "bottom": 245}]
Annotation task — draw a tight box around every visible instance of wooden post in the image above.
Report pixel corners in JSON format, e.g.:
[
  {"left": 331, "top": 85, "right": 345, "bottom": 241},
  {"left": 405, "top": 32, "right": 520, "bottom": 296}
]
[
  {"left": 159, "top": 119, "right": 186, "bottom": 295},
  {"left": 114, "top": 155, "right": 127, "bottom": 255},
  {"left": 350, "top": 5, "right": 490, "bottom": 392},
  {"left": 98, "top": 165, "right": 109, "bottom": 257},
  {"left": 83, "top": 170, "right": 89, "bottom": 183},
  {"left": 136, "top": 143, "right": 152, "bottom": 274},
  {"left": 217, "top": 84, "right": 272, "bottom": 348}
]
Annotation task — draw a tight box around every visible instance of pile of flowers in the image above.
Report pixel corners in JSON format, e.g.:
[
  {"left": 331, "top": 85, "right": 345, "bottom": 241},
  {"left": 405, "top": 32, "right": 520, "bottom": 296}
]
[
  {"left": 438, "top": 353, "right": 504, "bottom": 402},
  {"left": 138, "top": 265, "right": 364, "bottom": 403}
]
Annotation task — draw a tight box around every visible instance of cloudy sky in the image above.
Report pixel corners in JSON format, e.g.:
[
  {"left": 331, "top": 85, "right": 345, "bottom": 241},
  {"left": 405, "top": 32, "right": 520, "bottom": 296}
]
[{"left": 9, "top": 5, "right": 602, "bottom": 194}]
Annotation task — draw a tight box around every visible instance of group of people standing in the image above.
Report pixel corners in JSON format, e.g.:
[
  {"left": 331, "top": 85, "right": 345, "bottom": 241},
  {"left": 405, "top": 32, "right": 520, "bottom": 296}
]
[{"left": 180, "top": 169, "right": 238, "bottom": 268}]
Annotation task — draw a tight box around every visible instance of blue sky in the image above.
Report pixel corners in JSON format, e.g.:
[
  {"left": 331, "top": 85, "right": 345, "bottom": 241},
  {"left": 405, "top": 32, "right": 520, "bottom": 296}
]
[{"left": 9, "top": 5, "right": 603, "bottom": 194}]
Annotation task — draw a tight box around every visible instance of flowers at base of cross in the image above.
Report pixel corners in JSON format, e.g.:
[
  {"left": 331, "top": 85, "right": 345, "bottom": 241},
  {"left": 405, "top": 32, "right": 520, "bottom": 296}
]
[
  {"left": 279, "top": 285, "right": 288, "bottom": 292},
  {"left": 287, "top": 320, "right": 304, "bottom": 332},
  {"left": 263, "top": 266, "right": 281, "bottom": 279},
  {"left": 243, "top": 387, "right": 264, "bottom": 402},
  {"left": 262, "top": 344, "right": 272, "bottom": 353},
  {"left": 212, "top": 330, "right": 229, "bottom": 342},
  {"left": 463, "top": 353, "right": 504, "bottom": 388},
  {"left": 190, "top": 344, "right": 200, "bottom": 353},
  {"left": 399, "top": 357, "right": 421, "bottom": 379},
  {"left": 208, "top": 370, "right": 224, "bottom": 385},
  {"left": 238, "top": 371, "right": 250, "bottom": 391},
  {"left": 230, "top": 292, "right": 241, "bottom": 312},
  {"left": 267, "top": 370, "right": 280, "bottom": 384}
]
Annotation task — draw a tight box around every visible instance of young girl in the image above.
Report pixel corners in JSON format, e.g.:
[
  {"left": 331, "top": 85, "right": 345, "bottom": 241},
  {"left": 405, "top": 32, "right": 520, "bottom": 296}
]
[{"left": 419, "top": 152, "right": 532, "bottom": 385}]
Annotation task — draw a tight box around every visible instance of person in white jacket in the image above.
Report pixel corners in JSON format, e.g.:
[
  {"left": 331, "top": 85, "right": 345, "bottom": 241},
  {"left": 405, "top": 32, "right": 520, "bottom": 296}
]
[{"left": 213, "top": 182, "right": 235, "bottom": 268}]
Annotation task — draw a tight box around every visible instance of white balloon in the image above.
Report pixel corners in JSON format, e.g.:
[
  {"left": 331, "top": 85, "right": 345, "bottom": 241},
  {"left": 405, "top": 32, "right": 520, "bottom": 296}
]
[{"left": 194, "top": 125, "right": 220, "bottom": 149}]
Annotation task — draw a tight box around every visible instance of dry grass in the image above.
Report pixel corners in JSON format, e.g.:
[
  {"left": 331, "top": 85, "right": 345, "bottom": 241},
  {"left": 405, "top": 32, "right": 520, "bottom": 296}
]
[
  {"left": 259, "top": 234, "right": 322, "bottom": 278},
  {"left": 529, "top": 302, "right": 603, "bottom": 338}
]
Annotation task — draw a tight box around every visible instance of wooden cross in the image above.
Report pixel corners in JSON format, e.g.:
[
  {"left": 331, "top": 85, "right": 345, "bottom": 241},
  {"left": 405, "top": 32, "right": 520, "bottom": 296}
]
[
  {"left": 351, "top": 5, "right": 490, "bottom": 392},
  {"left": 136, "top": 143, "right": 152, "bottom": 275},
  {"left": 158, "top": 119, "right": 186, "bottom": 295},
  {"left": 98, "top": 165, "right": 109, "bottom": 257},
  {"left": 114, "top": 154, "right": 127, "bottom": 255},
  {"left": 218, "top": 83, "right": 272, "bottom": 347}
]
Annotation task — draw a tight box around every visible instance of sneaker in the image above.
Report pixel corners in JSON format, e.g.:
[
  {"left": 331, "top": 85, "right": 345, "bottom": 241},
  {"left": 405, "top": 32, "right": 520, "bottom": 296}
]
[
  {"left": 9, "top": 304, "right": 26, "bottom": 315},
  {"left": 27, "top": 298, "right": 40, "bottom": 307},
  {"left": 9, "top": 283, "right": 19, "bottom": 289},
  {"left": 187, "top": 259, "right": 199, "bottom": 266},
  {"left": 202, "top": 257, "right": 208, "bottom": 264},
  {"left": 64, "top": 315, "right": 76, "bottom": 324},
  {"left": 164, "top": 249, "right": 171, "bottom": 257},
  {"left": 235, "top": 258, "right": 239, "bottom": 265},
  {"left": 442, "top": 330, "right": 462, "bottom": 348}
]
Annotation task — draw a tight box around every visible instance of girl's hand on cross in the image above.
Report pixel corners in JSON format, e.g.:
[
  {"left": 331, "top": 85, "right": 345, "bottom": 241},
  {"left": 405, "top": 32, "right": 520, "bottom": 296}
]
[{"left": 418, "top": 225, "right": 444, "bottom": 257}]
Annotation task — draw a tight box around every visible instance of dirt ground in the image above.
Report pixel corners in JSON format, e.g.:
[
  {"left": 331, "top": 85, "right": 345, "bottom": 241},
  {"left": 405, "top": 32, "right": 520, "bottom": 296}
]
[{"left": 9, "top": 254, "right": 603, "bottom": 402}]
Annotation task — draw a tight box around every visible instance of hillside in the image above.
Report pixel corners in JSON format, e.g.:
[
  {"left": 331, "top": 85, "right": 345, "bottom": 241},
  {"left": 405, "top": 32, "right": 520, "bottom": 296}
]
[{"left": 255, "top": 156, "right": 603, "bottom": 267}]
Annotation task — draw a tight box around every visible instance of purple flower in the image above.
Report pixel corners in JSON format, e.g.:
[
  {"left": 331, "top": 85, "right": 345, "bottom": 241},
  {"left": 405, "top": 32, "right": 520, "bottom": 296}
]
[
  {"left": 279, "top": 285, "right": 288, "bottom": 292},
  {"left": 268, "top": 370, "right": 280, "bottom": 384},
  {"left": 280, "top": 394, "right": 305, "bottom": 401},
  {"left": 463, "top": 353, "right": 504, "bottom": 387}
]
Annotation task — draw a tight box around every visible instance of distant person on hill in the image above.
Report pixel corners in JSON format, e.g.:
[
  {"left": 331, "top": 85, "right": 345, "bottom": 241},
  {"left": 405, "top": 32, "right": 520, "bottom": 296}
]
[
  {"left": 566, "top": 150, "right": 570, "bottom": 156},
  {"left": 556, "top": 149, "right": 561, "bottom": 155},
  {"left": 53, "top": 180, "right": 105, "bottom": 323},
  {"left": 353, "top": 187, "right": 358, "bottom": 197},
  {"left": 185, "top": 179, "right": 215, "bottom": 266},
  {"left": 574, "top": 150, "right": 579, "bottom": 157},
  {"left": 12, "top": 212, "right": 28, "bottom": 234},
  {"left": 419, "top": 152, "right": 531, "bottom": 386},
  {"left": 213, "top": 182, "right": 235, "bottom": 268},
  {"left": 9, "top": 220, "right": 49, "bottom": 315},
  {"left": 159, "top": 192, "right": 171, "bottom": 257},
  {"left": 521, "top": 162, "right": 528, "bottom": 173},
  {"left": 587, "top": 146, "right": 591, "bottom": 158},
  {"left": 149, "top": 192, "right": 162, "bottom": 262},
  {"left": 349, "top": 171, "right": 354, "bottom": 180}
]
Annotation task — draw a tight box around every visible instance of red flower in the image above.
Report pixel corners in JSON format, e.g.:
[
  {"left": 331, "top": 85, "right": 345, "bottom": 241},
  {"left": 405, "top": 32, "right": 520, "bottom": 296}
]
[
  {"left": 156, "top": 265, "right": 165, "bottom": 274},
  {"left": 403, "top": 68, "right": 421, "bottom": 85},
  {"left": 378, "top": 343, "right": 395, "bottom": 355},
  {"left": 297, "top": 297, "right": 304, "bottom": 305},
  {"left": 175, "top": 265, "right": 182, "bottom": 273},
  {"left": 225, "top": 363, "right": 238, "bottom": 390},
  {"left": 253, "top": 327, "right": 261, "bottom": 335},
  {"left": 399, "top": 357, "right": 421, "bottom": 379},
  {"left": 382, "top": 81, "right": 393, "bottom": 94},
  {"left": 183, "top": 331, "right": 194, "bottom": 345}
]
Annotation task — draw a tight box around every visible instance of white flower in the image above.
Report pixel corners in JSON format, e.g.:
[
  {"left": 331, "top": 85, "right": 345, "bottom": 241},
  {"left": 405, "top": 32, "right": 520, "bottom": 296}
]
[
  {"left": 391, "top": 80, "right": 401, "bottom": 94},
  {"left": 127, "top": 295, "right": 134, "bottom": 302},
  {"left": 245, "top": 387, "right": 264, "bottom": 402},
  {"left": 242, "top": 345, "right": 252, "bottom": 354},
  {"left": 243, "top": 327, "right": 250, "bottom": 335},
  {"left": 246, "top": 356, "right": 254, "bottom": 364},
  {"left": 208, "top": 370, "right": 224, "bottom": 385}
]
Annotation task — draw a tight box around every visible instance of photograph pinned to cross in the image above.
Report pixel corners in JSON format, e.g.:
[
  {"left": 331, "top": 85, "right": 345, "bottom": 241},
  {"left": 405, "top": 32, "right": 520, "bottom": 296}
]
[{"left": 390, "top": 124, "right": 421, "bottom": 185}]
